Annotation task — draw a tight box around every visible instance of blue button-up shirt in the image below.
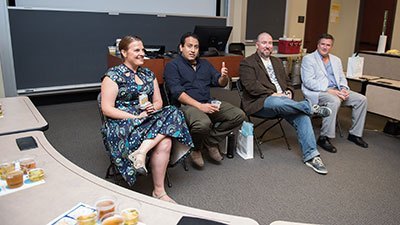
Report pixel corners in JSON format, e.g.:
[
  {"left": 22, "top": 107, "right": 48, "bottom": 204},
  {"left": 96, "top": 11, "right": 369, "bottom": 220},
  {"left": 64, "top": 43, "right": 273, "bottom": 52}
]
[
  {"left": 164, "top": 55, "right": 221, "bottom": 104},
  {"left": 319, "top": 54, "right": 338, "bottom": 88}
]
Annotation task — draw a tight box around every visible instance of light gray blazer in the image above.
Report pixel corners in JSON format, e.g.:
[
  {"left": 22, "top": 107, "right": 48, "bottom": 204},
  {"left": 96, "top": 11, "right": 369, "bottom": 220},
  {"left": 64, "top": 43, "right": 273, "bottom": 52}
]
[{"left": 301, "top": 50, "right": 349, "bottom": 105}]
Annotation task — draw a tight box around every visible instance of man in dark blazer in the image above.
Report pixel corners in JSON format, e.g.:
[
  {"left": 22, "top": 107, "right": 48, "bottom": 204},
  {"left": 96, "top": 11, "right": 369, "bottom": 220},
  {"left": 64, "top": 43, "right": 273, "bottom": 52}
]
[{"left": 239, "top": 32, "right": 330, "bottom": 175}]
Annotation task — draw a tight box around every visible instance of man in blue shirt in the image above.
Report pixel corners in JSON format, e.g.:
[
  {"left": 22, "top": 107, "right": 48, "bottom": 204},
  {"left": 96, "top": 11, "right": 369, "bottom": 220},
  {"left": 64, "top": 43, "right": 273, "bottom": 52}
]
[
  {"left": 164, "top": 32, "right": 245, "bottom": 168},
  {"left": 301, "top": 33, "right": 368, "bottom": 153}
]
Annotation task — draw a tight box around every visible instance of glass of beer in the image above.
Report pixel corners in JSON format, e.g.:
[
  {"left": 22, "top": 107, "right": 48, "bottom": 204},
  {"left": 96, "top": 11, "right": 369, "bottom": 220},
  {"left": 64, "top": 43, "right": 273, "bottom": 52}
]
[
  {"left": 19, "top": 157, "right": 36, "bottom": 174},
  {"left": 121, "top": 208, "right": 139, "bottom": 225},
  {"left": 0, "top": 161, "right": 15, "bottom": 180},
  {"left": 6, "top": 169, "right": 24, "bottom": 189},
  {"left": 28, "top": 168, "right": 45, "bottom": 182},
  {"left": 100, "top": 212, "right": 125, "bottom": 225},
  {"left": 76, "top": 212, "right": 97, "bottom": 225},
  {"left": 95, "top": 196, "right": 117, "bottom": 221}
]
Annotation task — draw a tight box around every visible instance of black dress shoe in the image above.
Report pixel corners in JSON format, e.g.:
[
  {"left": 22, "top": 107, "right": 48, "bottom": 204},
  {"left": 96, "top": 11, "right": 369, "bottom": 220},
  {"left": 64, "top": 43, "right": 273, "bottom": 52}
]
[
  {"left": 317, "top": 136, "right": 337, "bottom": 153},
  {"left": 348, "top": 134, "right": 368, "bottom": 148}
]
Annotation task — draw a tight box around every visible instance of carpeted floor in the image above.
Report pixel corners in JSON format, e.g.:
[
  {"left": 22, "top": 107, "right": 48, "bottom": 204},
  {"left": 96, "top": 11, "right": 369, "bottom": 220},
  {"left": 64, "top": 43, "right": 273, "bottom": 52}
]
[{"left": 36, "top": 88, "right": 400, "bottom": 225}]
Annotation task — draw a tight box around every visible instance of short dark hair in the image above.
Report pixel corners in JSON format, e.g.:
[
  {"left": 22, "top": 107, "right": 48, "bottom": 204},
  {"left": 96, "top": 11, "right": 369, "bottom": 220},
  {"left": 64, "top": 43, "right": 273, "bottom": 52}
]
[
  {"left": 318, "top": 33, "right": 334, "bottom": 43},
  {"left": 179, "top": 32, "right": 199, "bottom": 47}
]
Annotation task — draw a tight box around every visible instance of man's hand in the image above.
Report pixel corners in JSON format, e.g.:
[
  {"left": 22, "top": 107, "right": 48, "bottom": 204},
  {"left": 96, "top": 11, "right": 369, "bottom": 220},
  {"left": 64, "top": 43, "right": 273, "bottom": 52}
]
[
  {"left": 198, "top": 103, "right": 220, "bottom": 114},
  {"left": 271, "top": 92, "right": 290, "bottom": 98},
  {"left": 327, "top": 89, "right": 348, "bottom": 101},
  {"left": 221, "top": 61, "right": 228, "bottom": 77}
]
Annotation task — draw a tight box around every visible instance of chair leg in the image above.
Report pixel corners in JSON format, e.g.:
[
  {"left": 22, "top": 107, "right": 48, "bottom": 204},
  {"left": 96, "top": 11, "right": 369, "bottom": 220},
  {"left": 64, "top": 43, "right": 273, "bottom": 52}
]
[
  {"left": 182, "top": 158, "right": 189, "bottom": 171},
  {"left": 166, "top": 169, "right": 172, "bottom": 188},
  {"left": 337, "top": 116, "right": 344, "bottom": 137},
  {"left": 278, "top": 120, "right": 291, "bottom": 150},
  {"left": 254, "top": 135, "right": 264, "bottom": 159},
  {"left": 105, "top": 162, "right": 120, "bottom": 184}
]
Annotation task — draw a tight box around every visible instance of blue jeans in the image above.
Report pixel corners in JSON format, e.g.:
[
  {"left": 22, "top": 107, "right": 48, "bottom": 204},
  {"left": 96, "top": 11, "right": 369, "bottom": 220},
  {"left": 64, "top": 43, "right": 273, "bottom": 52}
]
[{"left": 254, "top": 96, "right": 319, "bottom": 162}]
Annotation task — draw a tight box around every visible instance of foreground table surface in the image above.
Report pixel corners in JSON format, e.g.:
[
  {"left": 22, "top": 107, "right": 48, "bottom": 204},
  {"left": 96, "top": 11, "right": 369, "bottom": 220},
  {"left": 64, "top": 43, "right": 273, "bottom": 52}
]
[
  {"left": 0, "top": 96, "right": 48, "bottom": 136},
  {"left": 0, "top": 131, "right": 259, "bottom": 225}
]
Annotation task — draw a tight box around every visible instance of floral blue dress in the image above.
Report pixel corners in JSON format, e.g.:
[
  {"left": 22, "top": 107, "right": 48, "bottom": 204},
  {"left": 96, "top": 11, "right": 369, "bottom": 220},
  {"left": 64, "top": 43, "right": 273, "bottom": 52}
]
[{"left": 102, "top": 64, "right": 193, "bottom": 186}]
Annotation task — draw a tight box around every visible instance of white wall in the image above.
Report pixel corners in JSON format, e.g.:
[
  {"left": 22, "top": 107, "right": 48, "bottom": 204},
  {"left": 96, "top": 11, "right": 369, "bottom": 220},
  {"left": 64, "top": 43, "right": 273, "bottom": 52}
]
[
  {"left": 0, "top": 63, "right": 5, "bottom": 98},
  {"left": 392, "top": 1, "right": 400, "bottom": 50},
  {"left": 15, "top": 0, "right": 217, "bottom": 17},
  {"left": 285, "top": 0, "right": 307, "bottom": 40}
]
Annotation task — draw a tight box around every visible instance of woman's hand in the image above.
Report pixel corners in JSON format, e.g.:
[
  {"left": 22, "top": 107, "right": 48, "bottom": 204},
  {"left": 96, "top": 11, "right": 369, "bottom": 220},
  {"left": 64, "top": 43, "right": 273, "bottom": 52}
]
[
  {"left": 143, "top": 102, "right": 156, "bottom": 114},
  {"left": 136, "top": 111, "right": 148, "bottom": 118}
]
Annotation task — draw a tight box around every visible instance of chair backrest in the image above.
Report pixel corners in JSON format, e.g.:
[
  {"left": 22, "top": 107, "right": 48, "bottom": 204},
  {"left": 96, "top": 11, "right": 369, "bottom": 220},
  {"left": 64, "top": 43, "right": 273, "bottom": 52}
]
[
  {"left": 97, "top": 93, "right": 106, "bottom": 125},
  {"left": 228, "top": 43, "right": 245, "bottom": 56},
  {"left": 235, "top": 79, "right": 246, "bottom": 112},
  {"left": 162, "top": 82, "right": 181, "bottom": 107}
]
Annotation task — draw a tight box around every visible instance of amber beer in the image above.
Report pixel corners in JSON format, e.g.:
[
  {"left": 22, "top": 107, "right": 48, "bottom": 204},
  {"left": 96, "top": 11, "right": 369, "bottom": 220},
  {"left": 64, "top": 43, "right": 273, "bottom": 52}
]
[
  {"left": 96, "top": 198, "right": 116, "bottom": 220},
  {"left": 100, "top": 213, "right": 124, "bottom": 225},
  {"left": 6, "top": 170, "right": 23, "bottom": 188},
  {"left": 19, "top": 157, "right": 36, "bottom": 174}
]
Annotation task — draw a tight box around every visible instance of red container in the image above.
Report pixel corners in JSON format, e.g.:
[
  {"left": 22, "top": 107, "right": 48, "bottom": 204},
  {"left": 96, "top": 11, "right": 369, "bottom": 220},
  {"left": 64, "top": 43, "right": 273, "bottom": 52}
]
[{"left": 278, "top": 38, "right": 302, "bottom": 54}]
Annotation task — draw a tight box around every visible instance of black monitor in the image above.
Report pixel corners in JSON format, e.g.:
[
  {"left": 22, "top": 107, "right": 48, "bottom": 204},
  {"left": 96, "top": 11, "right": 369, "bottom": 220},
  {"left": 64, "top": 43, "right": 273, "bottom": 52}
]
[{"left": 193, "top": 25, "right": 233, "bottom": 56}]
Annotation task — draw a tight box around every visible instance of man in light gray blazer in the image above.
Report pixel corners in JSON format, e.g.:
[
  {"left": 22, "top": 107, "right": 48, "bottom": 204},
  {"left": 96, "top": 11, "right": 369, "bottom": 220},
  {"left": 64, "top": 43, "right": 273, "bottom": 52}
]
[{"left": 301, "top": 33, "right": 368, "bottom": 153}]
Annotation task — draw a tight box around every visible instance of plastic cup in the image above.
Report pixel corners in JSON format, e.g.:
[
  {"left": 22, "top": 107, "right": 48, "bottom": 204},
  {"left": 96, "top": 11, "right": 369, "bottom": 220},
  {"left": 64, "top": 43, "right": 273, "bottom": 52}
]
[
  {"left": 95, "top": 196, "right": 117, "bottom": 221},
  {"left": 6, "top": 169, "right": 24, "bottom": 189},
  {"left": 211, "top": 100, "right": 221, "bottom": 109},
  {"left": 19, "top": 157, "right": 36, "bottom": 174},
  {"left": 100, "top": 212, "right": 124, "bottom": 225},
  {"left": 0, "top": 161, "right": 15, "bottom": 180},
  {"left": 121, "top": 208, "right": 139, "bottom": 225},
  {"left": 108, "top": 46, "right": 117, "bottom": 55},
  {"left": 76, "top": 212, "right": 97, "bottom": 225},
  {"left": 28, "top": 168, "right": 45, "bottom": 182}
]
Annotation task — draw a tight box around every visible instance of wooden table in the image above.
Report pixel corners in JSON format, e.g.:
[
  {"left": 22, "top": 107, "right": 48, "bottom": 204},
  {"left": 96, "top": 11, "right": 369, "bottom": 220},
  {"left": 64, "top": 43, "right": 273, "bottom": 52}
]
[
  {"left": 0, "top": 96, "right": 48, "bottom": 136},
  {"left": 0, "top": 131, "right": 259, "bottom": 225}
]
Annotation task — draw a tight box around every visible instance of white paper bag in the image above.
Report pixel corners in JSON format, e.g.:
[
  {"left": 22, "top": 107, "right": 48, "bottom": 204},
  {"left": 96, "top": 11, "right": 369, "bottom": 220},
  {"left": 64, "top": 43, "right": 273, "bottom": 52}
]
[
  {"left": 346, "top": 55, "right": 364, "bottom": 78},
  {"left": 236, "top": 130, "right": 253, "bottom": 159}
]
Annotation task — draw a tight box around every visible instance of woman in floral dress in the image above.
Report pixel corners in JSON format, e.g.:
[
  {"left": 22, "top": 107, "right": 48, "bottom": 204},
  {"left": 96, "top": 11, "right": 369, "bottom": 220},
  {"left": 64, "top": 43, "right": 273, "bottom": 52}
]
[{"left": 101, "top": 35, "right": 193, "bottom": 203}]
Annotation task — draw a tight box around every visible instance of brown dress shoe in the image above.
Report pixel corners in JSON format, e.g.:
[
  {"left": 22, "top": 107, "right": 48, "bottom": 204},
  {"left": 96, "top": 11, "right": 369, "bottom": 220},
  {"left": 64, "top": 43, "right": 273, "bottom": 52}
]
[
  {"left": 190, "top": 150, "right": 204, "bottom": 168},
  {"left": 205, "top": 145, "right": 223, "bottom": 162}
]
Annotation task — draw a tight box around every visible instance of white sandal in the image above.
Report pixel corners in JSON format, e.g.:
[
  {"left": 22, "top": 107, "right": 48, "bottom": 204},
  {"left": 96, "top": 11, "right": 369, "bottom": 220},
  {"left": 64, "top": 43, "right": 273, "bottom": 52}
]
[{"left": 152, "top": 191, "right": 177, "bottom": 204}]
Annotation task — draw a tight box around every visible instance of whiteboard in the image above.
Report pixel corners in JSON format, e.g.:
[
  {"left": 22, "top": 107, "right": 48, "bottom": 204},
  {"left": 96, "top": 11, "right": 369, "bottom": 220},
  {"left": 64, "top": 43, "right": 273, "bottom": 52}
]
[{"left": 15, "top": 0, "right": 217, "bottom": 17}]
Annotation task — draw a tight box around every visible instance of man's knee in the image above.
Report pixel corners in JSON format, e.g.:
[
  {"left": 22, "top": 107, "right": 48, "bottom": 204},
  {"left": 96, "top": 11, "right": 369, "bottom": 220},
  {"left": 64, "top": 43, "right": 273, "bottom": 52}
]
[
  {"left": 191, "top": 120, "right": 212, "bottom": 135},
  {"left": 327, "top": 97, "right": 341, "bottom": 110}
]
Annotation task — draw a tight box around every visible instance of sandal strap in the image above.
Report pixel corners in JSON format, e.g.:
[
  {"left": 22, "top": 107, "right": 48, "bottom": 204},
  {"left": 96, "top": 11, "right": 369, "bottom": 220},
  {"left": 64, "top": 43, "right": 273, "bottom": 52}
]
[{"left": 152, "top": 191, "right": 167, "bottom": 199}]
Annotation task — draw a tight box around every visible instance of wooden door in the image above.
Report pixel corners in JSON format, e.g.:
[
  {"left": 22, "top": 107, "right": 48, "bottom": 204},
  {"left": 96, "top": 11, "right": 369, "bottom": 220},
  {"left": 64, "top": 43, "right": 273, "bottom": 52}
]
[
  {"left": 355, "top": 0, "right": 397, "bottom": 52},
  {"left": 303, "top": 0, "right": 331, "bottom": 53}
]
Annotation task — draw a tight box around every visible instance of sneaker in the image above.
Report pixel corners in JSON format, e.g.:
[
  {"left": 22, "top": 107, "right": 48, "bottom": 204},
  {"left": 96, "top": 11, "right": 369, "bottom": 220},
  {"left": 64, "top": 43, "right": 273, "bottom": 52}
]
[
  {"left": 305, "top": 156, "right": 328, "bottom": 175},
  {"left": 312, "top": 105, "right": 332, "bottom": 118},
  {"left": 190, "top": 150, "right": 204, "bottom": 168}
]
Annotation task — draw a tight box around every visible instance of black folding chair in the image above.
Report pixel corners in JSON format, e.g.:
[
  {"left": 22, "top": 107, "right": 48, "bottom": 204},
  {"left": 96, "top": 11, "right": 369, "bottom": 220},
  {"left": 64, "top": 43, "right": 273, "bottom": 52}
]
[
  {"left": 97, "top": 93, "right": 121, "bottom": 184},
  {"left": 162, "top": 82, "right": 189, "bottom": 171},
  {"left": 236, "top": 79, "right": 291, "bottom": 159},
  {"left": 97, "top": 93, "right": 173, "bottom": 187}
]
